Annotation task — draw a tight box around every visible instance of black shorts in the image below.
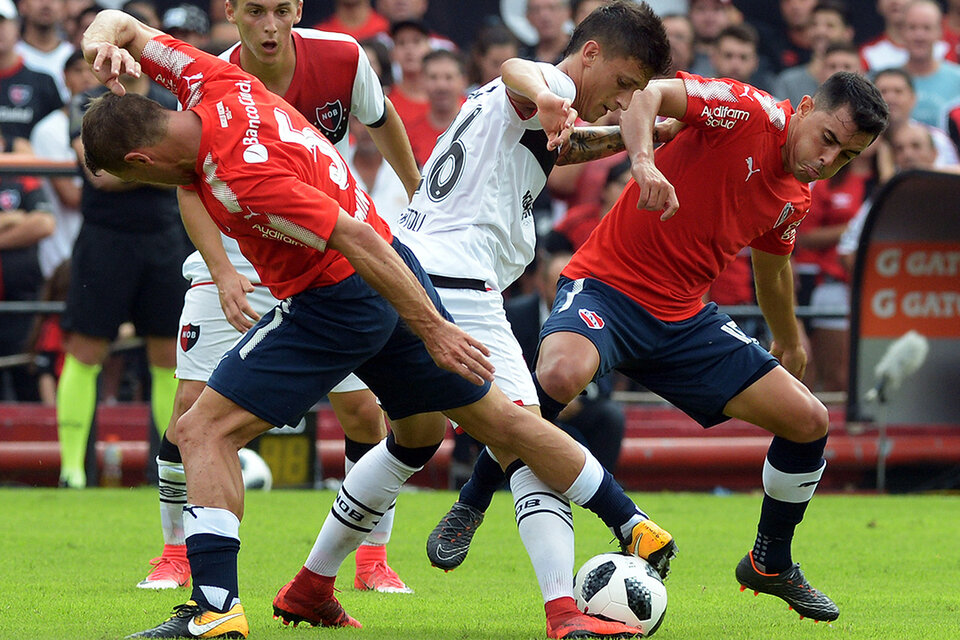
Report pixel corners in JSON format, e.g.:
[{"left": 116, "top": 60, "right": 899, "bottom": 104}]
[{"left": 62, "top": 223, "right": 189, "bottom": 339}]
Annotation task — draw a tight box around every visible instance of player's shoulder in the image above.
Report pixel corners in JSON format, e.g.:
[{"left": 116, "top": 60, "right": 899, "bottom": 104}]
[{"left": 293, "top": 28, "right": 363, "bottom": 51}]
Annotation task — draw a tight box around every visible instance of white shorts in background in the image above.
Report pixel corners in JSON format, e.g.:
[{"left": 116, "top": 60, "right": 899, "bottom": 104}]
[
  {"left": 437, "top": 287, "right": 538, "bottom": 406},
  {"left": 809, "top": 281, "right": 850, "bottom": 331},
  {"left": 176, "top": 282, "right": 367, "bottom": 393}
]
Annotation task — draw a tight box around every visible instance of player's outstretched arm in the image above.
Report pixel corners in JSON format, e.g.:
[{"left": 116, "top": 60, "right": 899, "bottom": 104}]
[
  {"left": 752, "top": 248, "right": 807, "bottom": 380},
  {"left": 556, "top": 126, "right": 623, "bottom": 165},
  {"left": 178, "top": 188, "right": 260, "bottom": 333},
  {"left": 81, "top": 10, "right": 162, "bottom": 95},
  {"left": 621, "top": 79, "right": 688, "bottom": 220},
  {"left": 328, "top": 211, "right": 495, "bottom": 385},
  {"left": 501, "top": 58, "right": 576, "bottom": 151},
  {"left": 366, "top": 98, "right": 422, "bottom": 200}
]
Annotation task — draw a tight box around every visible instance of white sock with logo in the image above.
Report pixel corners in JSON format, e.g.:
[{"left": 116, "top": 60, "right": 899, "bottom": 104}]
[
  {"left": 304, "top": 440, "right": 418, "bottom": 576},
  {"left": 511, "top": 465, "right": 575, "bottom": 603},
  {"left": 345, "top": 455, "right": 395, "bottom": 546},
  {"left": 158, "top": 457, "right": 187, "bottom": 545}
]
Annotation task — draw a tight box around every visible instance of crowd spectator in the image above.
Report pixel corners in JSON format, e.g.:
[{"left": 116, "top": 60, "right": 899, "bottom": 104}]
[
  {"left": 0, "top": 0, "right": 61, "bottom": 151},
  {"left": 67, "top": 3, "right": 101, "bottom": 48},
  {"left": 361, "top": 37, "right": 393, "bottom": 87},
  {"left": 0, "top": 130, "right": 55, "bottom": 401},
  {"left": 375, "top": 0, "right": 455, "bottom": 52},
  {"left": 123, "top": 0, "right": 162, "bottom": 28},
  {"left": 662, "top": 13, "right": 695, "bottom": 76},
  {"left": 30, "top": 50, "right": 98, "bottom": 281},
  {"left": 15, "top": 0, "right": 76, "bottom": 102},
  {"left": 874, "top": 66, "right": 960, "bottom": 165},
  {"left": 771, "top": 0, "right": 816, "bottom": 71},
  {"left": 944, "top": 0, "right": 960, "bottom": 58},
  {"left": 316, "top": 0, "right": 389, "bottom": 41},
  {"left": 821, "top": 39, "right": 863, "bottom": 75},
  {"left": 345, "top": 114, "right": 409, "bottom": 227},
  {"left": 773, "top": 1, "right": 854, "bottom": 106},
  {"left": 688, "top": 0, "right": 736, "bottom": 77},
  {"left": 405, "top": 49, "right": 467, "bottom": 166},
  {"left": 519, "top": 0, "right": 571, "bottom": 63},
  {"left": 901, "top": 0, "right": 960, "bottom": 129},
  {"left": 161, "top": 3, "right": 210, "bottom": 49},
  {"left": 710, "top": 23, "right": 773, "bottom": 91},
  {"left": 27, "top": 259, "right": 70, "bottom": 404},
  {"left": 466, "top": 20, "right": 519, "bottom": 91},
  {"left": 386, "top": 19, "right": 431, "bottom": 125},
  {"left": 794, "top": 145, "right": 877, "bottom": 392},
  {"left": 549, "top": 158, "right": 630, "bottom": 252},
  {"left": 861, "top": 0, "right": 954, "bottom": 72}
]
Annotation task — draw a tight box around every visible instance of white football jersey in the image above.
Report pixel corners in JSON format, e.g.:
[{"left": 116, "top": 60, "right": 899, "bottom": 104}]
[
  {"left": 395, "top": 63, "right": 576, "bottom": 292},
  {"left": 183, "top": 28, "right": 385, "bottom": 285}
]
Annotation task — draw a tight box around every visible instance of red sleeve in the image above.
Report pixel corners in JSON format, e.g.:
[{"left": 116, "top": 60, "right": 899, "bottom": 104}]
[
  {"left": 139, "top": 34, "right": 234, "bottom": 108},
  {"left": 677, "top": 71, "right": 788, "bottom": 134},
  {"left": 750, "top": 209, "right": 807, "bottom": 255}
]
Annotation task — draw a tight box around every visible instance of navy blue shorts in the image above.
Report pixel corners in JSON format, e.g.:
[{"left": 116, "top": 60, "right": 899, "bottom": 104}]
[
  {"left": 208, "top": 239, "right": 490, "bottom": 427},
  {"left": 540, "top": 277, "right": 778, "bottom": 427}
]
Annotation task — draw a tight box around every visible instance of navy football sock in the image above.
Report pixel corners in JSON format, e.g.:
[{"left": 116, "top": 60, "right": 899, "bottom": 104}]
[
  {"left": 753, "top": 435, "right": 828, "bottom": 573},
  {"left": 457, "top": 447, "right": 505, "bottom": 512},
  {"left": 183, "top": 506, "right": 241, "bottom": 613}
]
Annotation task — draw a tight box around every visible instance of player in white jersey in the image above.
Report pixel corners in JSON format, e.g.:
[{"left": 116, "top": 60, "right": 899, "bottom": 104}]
[
  {"left": 138, "top": 0, "right": 422, "bottom": 595},
  {"left": 289, "top": 3, "right": 673, "bottom": 638}
]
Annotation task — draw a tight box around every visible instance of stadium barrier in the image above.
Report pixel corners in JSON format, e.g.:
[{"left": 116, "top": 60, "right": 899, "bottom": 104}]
[{"left": 3, "top": 402, "right": 959, "bottom": 491}]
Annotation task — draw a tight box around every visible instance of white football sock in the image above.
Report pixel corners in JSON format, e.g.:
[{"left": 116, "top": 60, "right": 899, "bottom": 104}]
[
  {"left": 511, "top": 466, "right": 575, "bottom": 603},
  {"left": 345, "top": 454, "right": 395, "bottom": 546},
  {"left": 158, "top": 457, "right": 186, "bottom": 545},
  {"left": 305, "top": 440, "right": 418, "bottom": 576}
]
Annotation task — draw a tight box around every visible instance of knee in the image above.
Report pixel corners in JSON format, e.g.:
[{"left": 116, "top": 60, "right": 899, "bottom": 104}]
[
  {"left": 536, "top": 355, "right": 591, "bottom": 404},
  {"left": 791, "top": 395, "right": 830, "bottom": 443}
]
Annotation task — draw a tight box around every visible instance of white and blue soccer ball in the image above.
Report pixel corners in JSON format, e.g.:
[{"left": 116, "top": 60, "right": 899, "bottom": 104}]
[
  {"left": 573, "top": 553, "right": 668, "bottom": 636},
  {"left": 238, "top": 448, "right": 272, "bottom": 491}
]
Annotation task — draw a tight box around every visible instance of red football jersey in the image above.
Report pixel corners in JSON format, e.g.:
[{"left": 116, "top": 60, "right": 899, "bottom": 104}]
[
  {"left": 564, "top": 72, "right": 811, "bottom": 322},
  {"left": 140, "top": 35, "right": 392, "bottom": 299},
  {"left": 222, "top": 29, "right": 385, "bottom": 152}
]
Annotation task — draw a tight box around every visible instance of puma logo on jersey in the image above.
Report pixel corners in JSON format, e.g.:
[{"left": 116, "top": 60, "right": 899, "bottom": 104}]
[
  {"left": 183, "top": 72, "right": 204, "bottom": 89},
  {"left": 745, "top": 157, "right": 760, "bottom": 182}
]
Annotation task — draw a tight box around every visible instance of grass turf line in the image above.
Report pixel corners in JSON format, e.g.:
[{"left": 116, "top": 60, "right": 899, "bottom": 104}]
[{"left": 0, "top": 488, "right": 957, "bottom": 639}]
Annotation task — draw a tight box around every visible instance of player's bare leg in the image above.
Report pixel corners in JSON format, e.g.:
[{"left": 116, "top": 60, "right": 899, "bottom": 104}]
[
  {"left": 724, "top": 368, "right": 838, "bottom": 621},
  {"left": 329, "top": 388, "right": 413, "bottom": 594}
]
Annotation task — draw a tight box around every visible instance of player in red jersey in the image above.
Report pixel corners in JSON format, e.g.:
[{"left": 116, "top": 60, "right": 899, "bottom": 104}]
[
  {"left": 436, "top": 71, "right": 888, "bottom": 623},
  {"left": 140, "top": 0, "right": 422, "bottom": 595},
  {"left": 80, "top": 11, "right": 671, "bottom": 638}
]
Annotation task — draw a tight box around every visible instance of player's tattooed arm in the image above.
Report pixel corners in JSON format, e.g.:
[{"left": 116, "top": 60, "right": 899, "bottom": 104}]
[{"left": 556, "top": 126, "right": 624, "bottom": 165}]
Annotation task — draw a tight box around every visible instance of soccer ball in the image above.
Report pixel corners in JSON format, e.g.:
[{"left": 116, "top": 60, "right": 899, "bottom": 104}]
[
  {"left": 573, "top": 553, "right": 667, "bottom": 636},
  {"left": 238, "top": 448, "right": 272, "bottom": 491}
]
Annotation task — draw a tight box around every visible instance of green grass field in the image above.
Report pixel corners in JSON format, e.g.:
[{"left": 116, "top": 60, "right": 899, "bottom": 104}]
[{"left": 0, "top": 488, "right": 957, "bottom": 639}]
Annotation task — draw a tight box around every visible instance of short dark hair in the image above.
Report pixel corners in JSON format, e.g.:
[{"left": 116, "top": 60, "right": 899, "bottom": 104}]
[
  {"left": 422, "top": 49, "right": 466, "bottom": 76},
  {"left": 873, "top": 67, "right": 915, "bottom": 93},
  {"left": 562, "top": 0, "right": 671, "bottom": 77},
  {"left": 823, "top": 40, "right": 859, "bottom": 58},
  {"left": 716, "top": 23, "right": 759, "bottom": 49},
  {"left": 81, "top": 92, "right": 170, "bottom": 175},
  {"left": 812, "top": 0, "right": 850, "bottom": 25},
  {"left": 813, "top": 71, "right": 889, "bottom": 138}
]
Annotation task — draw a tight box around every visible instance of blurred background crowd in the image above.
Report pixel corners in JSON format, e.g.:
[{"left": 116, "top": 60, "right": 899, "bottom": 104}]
[{"left": 2, "top": 0, "right": 959, "bottom": 422}]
